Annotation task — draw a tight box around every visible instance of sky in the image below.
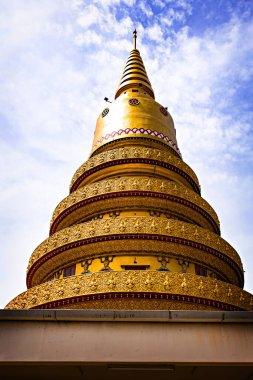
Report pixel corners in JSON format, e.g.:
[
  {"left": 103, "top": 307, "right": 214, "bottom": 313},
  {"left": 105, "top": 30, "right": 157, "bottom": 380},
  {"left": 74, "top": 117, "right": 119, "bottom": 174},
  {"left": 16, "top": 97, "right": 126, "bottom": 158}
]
[{"left": 0, "top": 0, "right": 253, "bottom": 308}]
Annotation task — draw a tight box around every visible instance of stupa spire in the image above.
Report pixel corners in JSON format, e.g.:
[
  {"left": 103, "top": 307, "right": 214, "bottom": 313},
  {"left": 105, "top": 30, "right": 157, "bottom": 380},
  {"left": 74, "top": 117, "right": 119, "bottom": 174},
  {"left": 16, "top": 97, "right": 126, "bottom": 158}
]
[
  {"left": 5, "top": 32, "right": 253, "bottom": 312},
  {"left": 133, "top": 29, "right": 137, "bottom": 49},
  {"left": 115, "top": 30, "right": 155, "bottom": 99}
]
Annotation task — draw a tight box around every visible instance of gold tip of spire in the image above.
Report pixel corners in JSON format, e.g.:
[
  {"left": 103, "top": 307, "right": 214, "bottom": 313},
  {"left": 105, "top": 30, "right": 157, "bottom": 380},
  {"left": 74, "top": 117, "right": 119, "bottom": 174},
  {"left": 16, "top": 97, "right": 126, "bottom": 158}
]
[
  {"left": 133, "top": 29, "right": 137, "bottom": 49},
  {"left": 115, "top": 31, "right": 155, "bottom": 99}
]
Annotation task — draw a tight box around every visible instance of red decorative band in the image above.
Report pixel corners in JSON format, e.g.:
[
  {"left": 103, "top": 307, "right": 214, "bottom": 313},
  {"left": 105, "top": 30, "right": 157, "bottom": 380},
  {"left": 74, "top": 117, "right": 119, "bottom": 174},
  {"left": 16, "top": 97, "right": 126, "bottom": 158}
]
[
  {"left": 32, "top": 291, "right": 244, "bottom": 311},
  {"left": 91, "top": 136, "right": 181, "bottom": 158},
  {"left": 93, "top": 127, "right": 181, "bottom": 154},
  {"left": 50, "top": 191, "right": 220, "bottom": 235},
  {"left": 70, "top": 158, "right": 200, "bottom": 194},
  {"left": 27, "top": 234, "right": 244, "bottom": 288}
]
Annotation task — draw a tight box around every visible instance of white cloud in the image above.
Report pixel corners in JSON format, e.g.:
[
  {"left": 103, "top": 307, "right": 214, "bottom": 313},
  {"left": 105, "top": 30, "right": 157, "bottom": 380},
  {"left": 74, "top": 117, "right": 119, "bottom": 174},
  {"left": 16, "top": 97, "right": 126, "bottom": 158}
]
[
  {"left": 139, "top": 0, "right": 153, "bottom": 17},
  {"left": 153, "top": 0, "right": 165, "bottom": 8},
  {"left": 75, "top": 30, "right": 102, "bottom": 45},
  {"left": 77, "top": 5, "right": 101, "bottom": 28},
  {"left": 146, "top": 24, "right": 163, "bottom": 42}
]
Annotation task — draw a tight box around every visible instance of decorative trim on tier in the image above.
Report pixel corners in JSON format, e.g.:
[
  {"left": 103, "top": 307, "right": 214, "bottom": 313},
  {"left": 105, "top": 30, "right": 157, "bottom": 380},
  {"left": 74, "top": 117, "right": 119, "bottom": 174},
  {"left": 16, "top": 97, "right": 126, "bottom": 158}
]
[
  {"left": 70, "top": 146, "right": 200, "bottom": 193},
  {"left": 33, "top": 294, "right": 244, "bottom": 311},
  {"left": 90, "top": 137, "right": 181, "bottom": 158},
  {"left": 27, "top": 218, "right": 243, "bottom": 288},
  {"left": 92, "top": 127, "right": 181, "bottom": 155},
  {"left": 6, "top": 271, "right": 252, "bottom": 311},
  {"left": 51, "top": 176, "right": 219, "bottom": 234}
]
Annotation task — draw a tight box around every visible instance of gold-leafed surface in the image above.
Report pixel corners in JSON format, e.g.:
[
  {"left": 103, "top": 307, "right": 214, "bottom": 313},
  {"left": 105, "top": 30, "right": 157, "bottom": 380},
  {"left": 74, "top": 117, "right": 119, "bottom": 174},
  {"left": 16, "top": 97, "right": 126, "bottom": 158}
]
[
  {"left": 70, "top": 145, "right": 200, "bottom": 193},
  {"left": 6, "top": 35, "right": 252, "bottom": 312},
  {"left": 52, "top": 176, "right": 219, "bottom": 234},
  {"left": 28, "top": 239, "right": 240, "bottom": 289},
  {"left": 6, "top": 271, "right": 253, "bottom": 311},
  {"left": 58, "top": 299, "right": 217, "bottom": 310},
  {"left": 115, "top": 49, "right": 154, "bottom": 99},
  {"left": 44, "top": 255, "right": 226, "bottom": 284},
  {"left": 91, "top": 91, "right": 180, "bottom": 155},
  {"left": 27, "top": 217, "right": 243, "bottom": 288}
]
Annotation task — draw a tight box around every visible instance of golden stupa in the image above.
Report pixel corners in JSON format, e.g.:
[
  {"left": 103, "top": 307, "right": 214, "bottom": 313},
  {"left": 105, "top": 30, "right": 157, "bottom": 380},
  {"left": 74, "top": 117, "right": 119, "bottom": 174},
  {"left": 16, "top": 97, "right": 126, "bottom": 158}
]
[{"left": 6, "top": 31, "right": 253, "bottom": 311}]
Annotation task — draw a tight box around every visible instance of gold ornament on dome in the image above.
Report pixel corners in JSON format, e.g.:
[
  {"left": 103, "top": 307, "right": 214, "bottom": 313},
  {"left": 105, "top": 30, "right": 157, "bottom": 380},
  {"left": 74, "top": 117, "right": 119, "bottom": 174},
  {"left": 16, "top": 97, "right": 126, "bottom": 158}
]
[
  {"left": 102, "top": 108, "right": 109, "bottom": 118},
  {"left": 128, "top": 98, "right": 140, "bottom": 106}
]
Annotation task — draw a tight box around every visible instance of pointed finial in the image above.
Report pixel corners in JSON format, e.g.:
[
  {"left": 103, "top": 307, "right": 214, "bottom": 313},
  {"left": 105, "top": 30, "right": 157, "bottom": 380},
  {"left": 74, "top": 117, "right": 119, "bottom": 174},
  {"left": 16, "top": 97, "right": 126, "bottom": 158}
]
[
  {"left": 114, "top": 31, "right": 155, "bottom": 100},
  {"left": 133, "top": 29, "right": 137, "bottom": 49}
]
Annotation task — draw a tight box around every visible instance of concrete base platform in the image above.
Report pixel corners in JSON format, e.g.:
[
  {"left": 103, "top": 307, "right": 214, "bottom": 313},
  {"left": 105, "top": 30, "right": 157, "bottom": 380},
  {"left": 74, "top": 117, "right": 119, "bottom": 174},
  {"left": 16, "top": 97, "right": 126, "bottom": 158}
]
[{"left": 1, "top": 310, "right": 253, "bottom": 379}]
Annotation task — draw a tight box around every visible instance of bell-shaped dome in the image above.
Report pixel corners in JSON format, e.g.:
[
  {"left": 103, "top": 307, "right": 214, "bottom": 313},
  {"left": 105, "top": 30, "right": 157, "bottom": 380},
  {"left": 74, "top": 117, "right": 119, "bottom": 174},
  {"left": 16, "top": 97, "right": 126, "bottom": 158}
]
[
  {"left": 91, "top": 37, "right": 180, "bottom": 156},
  {"left": 92, "top": 90, "right": 180, "bottom": 156}
]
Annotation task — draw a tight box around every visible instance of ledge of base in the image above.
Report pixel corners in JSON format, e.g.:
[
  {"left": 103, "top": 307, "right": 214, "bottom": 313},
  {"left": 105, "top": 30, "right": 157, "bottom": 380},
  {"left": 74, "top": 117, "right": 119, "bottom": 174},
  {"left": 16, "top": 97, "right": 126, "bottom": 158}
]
[{"left": 1, "top": 309, "right": 253, "bottom": 323}]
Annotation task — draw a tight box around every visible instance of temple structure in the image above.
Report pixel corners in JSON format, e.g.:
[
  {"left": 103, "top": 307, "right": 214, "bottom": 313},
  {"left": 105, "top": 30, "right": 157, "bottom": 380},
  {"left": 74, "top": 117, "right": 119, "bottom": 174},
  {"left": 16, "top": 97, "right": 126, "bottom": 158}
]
[{"left": 6, "top": 31, "right": 253, "bottom": 311}]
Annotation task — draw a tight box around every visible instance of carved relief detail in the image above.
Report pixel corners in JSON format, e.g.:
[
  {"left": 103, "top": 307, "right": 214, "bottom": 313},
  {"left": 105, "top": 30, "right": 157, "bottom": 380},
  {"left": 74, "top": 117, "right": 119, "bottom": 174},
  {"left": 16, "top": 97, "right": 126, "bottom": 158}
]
[
  {"left": 70, "top": 145, "right": 200, "bottom": 191},
  {"left": 29, "top": 217, "right": 242, "bottom": 276},
  {"left": 5, "top": 271, "right": 253, "bottom": 311},
  {"left": 51, "top": 176, "right": 218, "bottom": 230}
]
